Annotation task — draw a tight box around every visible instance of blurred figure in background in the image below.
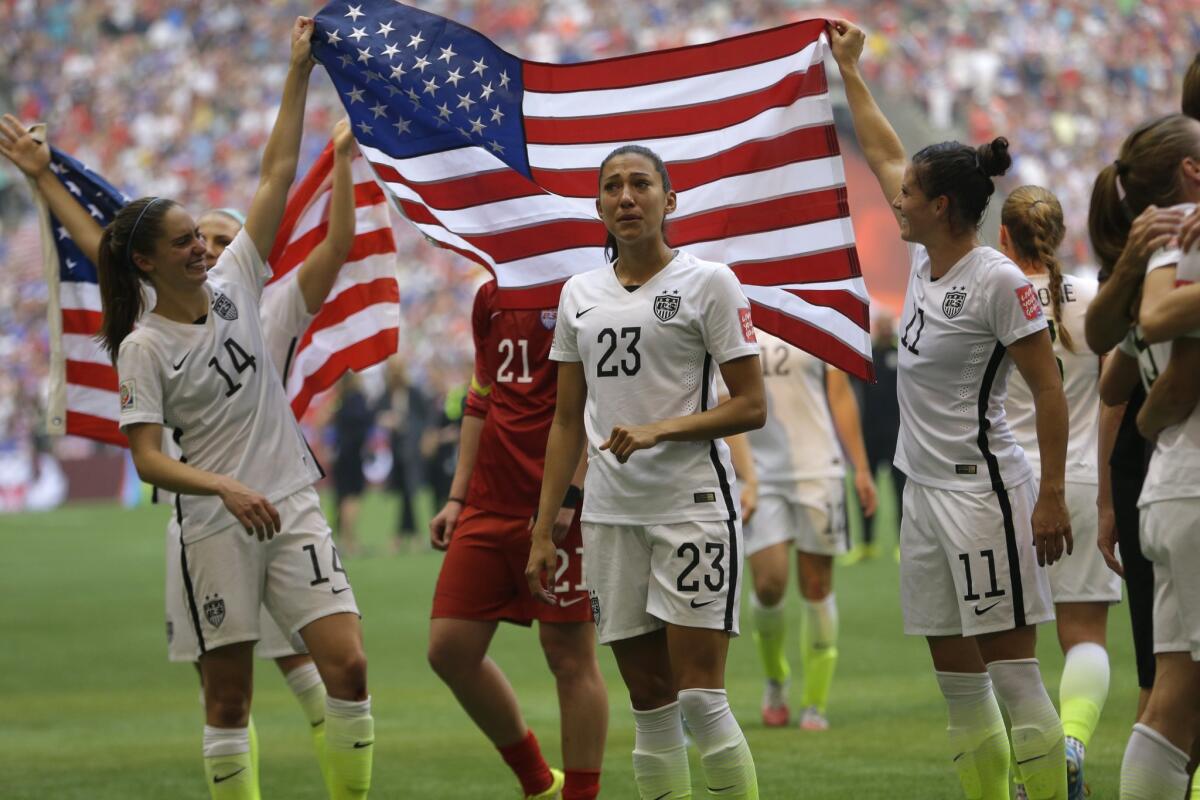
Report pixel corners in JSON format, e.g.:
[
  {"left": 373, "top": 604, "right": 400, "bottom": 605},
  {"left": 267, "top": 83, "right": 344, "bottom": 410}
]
[
  {"left": 848, "top": 308, "right": 904, "bottom": 563},
  {"left": 382, "top": 355, "right": 431, "bottom": 550},
  {"left": 421, "top": 360, "right": 468, "bottom": 513},
  {"left": 330, "top": 372, "right": 374, "bottom": 555}
]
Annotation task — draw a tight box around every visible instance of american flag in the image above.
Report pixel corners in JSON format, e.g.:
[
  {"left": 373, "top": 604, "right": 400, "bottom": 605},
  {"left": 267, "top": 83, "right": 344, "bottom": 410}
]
[
  {"left": 33, "top": 142, "right": 399, "bottom": 447},
  {"left": 314, "top": 1, "right": 872, "bottom": 379}
]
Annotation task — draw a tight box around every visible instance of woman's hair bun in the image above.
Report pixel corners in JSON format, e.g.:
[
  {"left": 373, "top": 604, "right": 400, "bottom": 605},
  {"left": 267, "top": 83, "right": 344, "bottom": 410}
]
[{"left": 976, "top": 137, "right": 1012, "bottom": 178}]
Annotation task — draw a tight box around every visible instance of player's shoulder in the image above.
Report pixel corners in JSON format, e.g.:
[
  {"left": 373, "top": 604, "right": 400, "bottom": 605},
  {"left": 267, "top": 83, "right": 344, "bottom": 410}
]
[
  {"left": 117, "top": 325, "right": 167, "bottom": 370},
  {"left": 973, "top": 246, "right": 1027, "bottom": 286}
]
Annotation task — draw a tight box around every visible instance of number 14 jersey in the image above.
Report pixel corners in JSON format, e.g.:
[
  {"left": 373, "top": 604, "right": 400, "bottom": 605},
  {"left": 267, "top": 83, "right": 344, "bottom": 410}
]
[
  {"left": 894, "top": 244, "right": 1046, "bottom": 491},
  {"left": 551, "top": 251, "right": 760, "bottom": 525}
]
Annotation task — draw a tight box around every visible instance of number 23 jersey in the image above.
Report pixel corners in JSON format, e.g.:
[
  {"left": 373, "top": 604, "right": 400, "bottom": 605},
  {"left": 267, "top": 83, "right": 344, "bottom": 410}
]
[
  {"left": 118, "top": 229, "right": 323, "bottom": 543},
  {"left": 550, "top": 251, "right": 760, "bottom": 525},
  {"left": 894, "top": 244, "right": 1046, "bottom": 491}
]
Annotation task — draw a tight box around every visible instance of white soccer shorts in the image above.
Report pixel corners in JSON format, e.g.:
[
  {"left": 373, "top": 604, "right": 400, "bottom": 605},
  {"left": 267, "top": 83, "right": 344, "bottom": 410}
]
[
  {"left": 900, "top": 479, "right": 1054, "bottom": 637},
  {"left": 178, "top": 486, "right": 360, "bottom": 657},
  {"left": 1140, "top": 498, "right": 1200, "bottom": 660},
  {"left": 166, "top": 522, "right": 304, "bottom": 662},
  {"left": 744, "top": 478, "right": 849, "bottom": 557},
  {"left": 582, "top": 519, "right": 743, "bottom": 644},
  {"left": 1045, "top": 482, "right": 1122, "bottom": 604}
]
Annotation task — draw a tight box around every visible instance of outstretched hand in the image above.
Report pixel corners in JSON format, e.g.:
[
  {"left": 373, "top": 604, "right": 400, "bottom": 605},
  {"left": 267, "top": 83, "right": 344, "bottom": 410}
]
[
  {"left": 827, "top": 19, "right": 866, "bottom": 71},
  {"left": 291, "top": 16, "right": 315, "bottom": 70},
  {"left": 0, "top": 114, "right": 50, "bottom": 178}
]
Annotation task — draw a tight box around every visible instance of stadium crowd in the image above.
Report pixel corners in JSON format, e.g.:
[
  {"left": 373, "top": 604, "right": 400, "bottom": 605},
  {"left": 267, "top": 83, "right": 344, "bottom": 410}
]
[{"left": 0, "top": 0, "right": 1196, "bottom": 489}]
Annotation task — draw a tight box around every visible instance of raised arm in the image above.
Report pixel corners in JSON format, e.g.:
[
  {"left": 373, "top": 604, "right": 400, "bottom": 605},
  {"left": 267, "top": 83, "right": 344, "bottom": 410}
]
[
  {"left": 827, "top": 20, "right": 906, "bottom": 216},
  {"left": 0, "top": 115, "right": 104, "bottom": 263},
  {"left": 296, "top": 118, "right": 357, "bottom": 313},
  {"left": 826, "top": 368, "right": 877, "bottom": 517},
  {"left": 242, "top": 16, "right": 315, "bottom": 263}
]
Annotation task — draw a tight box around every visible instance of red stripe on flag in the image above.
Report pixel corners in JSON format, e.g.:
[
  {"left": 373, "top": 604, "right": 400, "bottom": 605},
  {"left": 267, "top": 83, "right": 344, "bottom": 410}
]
[
  {"left": 750, "top": 302, "right": 874, "bottom": 382},
  {"left": 372, "top": 163, "right": 543, "bottom": 210},
  {"left": 784, "top": 288, "right": 870, "bottom": 330},
  {"left": 66, "top": 411, "right": 126, "bottom": 447},
  {"left": 296, "top": 277, "right": 401, "bottom": 353},
  {"left": 523, "top": 19, "right": 826, "bottom": 92},
  {"left": 289, "top": 328, "right": 399, "bottom": 418},
  {"left": 529, "top": 124, "right": 841, "bottom": 197},
  {"left": 525, "top": 66, "right": 827, "bottom": 145},
  {"left": 730, "top": 248, "right": 862, "bottom": 284},
  {"left": 62, "top": 308, "right": 103, "bottom": 336},
  {"left": 66, "top": 360, "right": 119, "bottom": 392},
  {"left": 267, "top": 144, "right": 334, "bottom": 268},
  {"left": 669, "top": 187, "right": 847, "bottom": 247},
  {"left": 269, "top": 185, "right": 390, "bottom": 278},
  {"left": 272, "top": 223, "right": 395, "bottom": 279}
]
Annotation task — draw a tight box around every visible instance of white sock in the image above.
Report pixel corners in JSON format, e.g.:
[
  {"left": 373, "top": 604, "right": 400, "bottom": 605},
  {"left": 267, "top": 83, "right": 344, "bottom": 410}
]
[
  {"left": 1059, "top": 641, "right": 1110, "bottom": 747},
  {"left": 678, "top": 688, "right": 759, "bottom": 797},
  {"left": 632, "top": 701, "right": 692, "bottom": 800},
  {"left": 285, "top": 662, "right": 327, "bottom": 727},
  {"left": 935, "top": 671, "right": 1010, "bottom": 800},
  {"left": 804, "top": 594, "right": 838, "bottom": 648},
  {"left": 203, "top": 725, "right": 250, "bottom": 758},
  {"left": 988, "top": 659, "right": 1066, "bottom": 800},
  {"left": 1120, "top": 723, "right": 1190, "bottom": 799}
]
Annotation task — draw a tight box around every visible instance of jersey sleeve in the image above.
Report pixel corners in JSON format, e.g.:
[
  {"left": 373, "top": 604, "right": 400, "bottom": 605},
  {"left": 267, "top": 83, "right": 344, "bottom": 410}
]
[
  {"left": 549, "top": 278, "right": 582, "bottom": 363},
  {"left": 701, "top": 265, "right": 761, "bottom": 363},
  {"left": 465, "top": 282, "right": 496, "bottom": 418},
  {"left": 117, "top": 338, "right": 166, "bottom": 432},
  {"left": 209, "top": 228, "right": 273, "bottom": 300},
  {"left": 1171, "top": 248, "right": 1200, "bottom": 339},
  {"left": 1117, "top": 330, "right": 1139, "bottom": 357},
  {"left": 258, "top": 279, "right": 313, "bottom": 382},
  {"left": 988, "top": 264, "right": 1047, "bottom": 346}
]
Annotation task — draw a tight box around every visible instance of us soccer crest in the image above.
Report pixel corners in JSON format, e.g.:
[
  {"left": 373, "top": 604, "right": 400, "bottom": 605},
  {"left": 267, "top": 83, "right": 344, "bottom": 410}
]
[
  {"left": 541, "top": 310, "right": 557, "bottom": 330},
  {"left": 653, "top": 292, "right": 680, "bottom": 322},
  {"left": 942, "top": 287, "right": 967, "bottom": 319},
  {"left": 213, "top": 292, "right": 238, "bottom": 321},
  {"left": 204, "top": 594, "right": 226, "bottom": 628}
]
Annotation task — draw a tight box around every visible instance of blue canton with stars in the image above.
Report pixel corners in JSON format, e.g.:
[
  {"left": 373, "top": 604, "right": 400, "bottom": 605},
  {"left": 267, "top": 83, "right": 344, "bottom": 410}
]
[
  {"left": 46, "top": 147, "right": 132, "bottom": 284},
  {"left": 314, "top": 1, "right": 530, "bottom": 177}
]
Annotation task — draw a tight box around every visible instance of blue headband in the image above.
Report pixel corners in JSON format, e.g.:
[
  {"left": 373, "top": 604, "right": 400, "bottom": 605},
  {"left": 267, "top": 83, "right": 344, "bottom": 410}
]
[
  {"left": 126, "top": 197, "right": 164, "bottom": 269},
  {"left": 213, "top": 207, "right": 246, "bottom": 225}
]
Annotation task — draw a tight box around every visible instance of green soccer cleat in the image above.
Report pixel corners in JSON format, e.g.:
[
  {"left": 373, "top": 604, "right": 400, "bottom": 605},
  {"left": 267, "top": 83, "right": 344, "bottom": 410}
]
[{"left": 524, "top": 767, "right": 565, "bottom": 799}]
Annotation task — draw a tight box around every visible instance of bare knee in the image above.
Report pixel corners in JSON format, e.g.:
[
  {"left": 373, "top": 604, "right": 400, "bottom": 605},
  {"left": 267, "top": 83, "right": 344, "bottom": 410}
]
[
  {"left": 796, "top": 554, "right": 832, "bottom": 601},
  {"left": 206, "top": 684, "right": 251, "bottom": 728},
  {"left": 754, "top": 576, "right": 786, "bottom": 608},
  {"left": 322, "top": 646, "right": 368, "bottom": 701},
  {"left": 626, "top": 671, "right": 676, "bottom": 710},
  {"left": 540, "top": 626, "right": 598, "bottom": 683}
]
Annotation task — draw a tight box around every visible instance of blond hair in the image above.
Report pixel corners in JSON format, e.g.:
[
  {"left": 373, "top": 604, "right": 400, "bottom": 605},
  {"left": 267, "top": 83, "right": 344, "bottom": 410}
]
[{"left": 1002, "top": 186, "right": 1073, "bottom": 352}]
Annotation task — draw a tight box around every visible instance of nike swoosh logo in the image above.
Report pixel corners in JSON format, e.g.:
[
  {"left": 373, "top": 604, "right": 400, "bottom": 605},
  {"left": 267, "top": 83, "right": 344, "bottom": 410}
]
[
  {"left": 575, "top": 305, "right": 598, "bottom": 318},
  {"left": 973, "top": 601, "right": 1001, "bottom": 616},
  {"left": 652, "top": 794, "right": 672, "bottom": 800},
  {"left": 213, "top": 767, "right": 246, "bottom": 784},
  {"left": 558, "top": 596, "right": 586, "bottom": 608},
  {"left": 1016, "top": 753, "right": 1048, "bottom": 765},
  {"left": 311, "top": 718, "right": 325, "bottom": 728},
  {"left": 172, "top": 352, "right": 190, "bottom": 370},
  {"left": 690, "top": 598, "right": 717, "bottom": 609},
  {"left": 332, "top": 586, "right": 352, "bottom": 595},
  {"left": 353, "top": 741, "right": 373, "bottom": 749},
  {"left": 708, "top": 786, "right": 737, "bottom": 793}
]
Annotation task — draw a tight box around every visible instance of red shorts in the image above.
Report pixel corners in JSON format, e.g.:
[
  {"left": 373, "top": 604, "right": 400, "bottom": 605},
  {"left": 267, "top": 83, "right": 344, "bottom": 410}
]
[{"left": 431, "top": 505, "right": 591, "bottom": 625}]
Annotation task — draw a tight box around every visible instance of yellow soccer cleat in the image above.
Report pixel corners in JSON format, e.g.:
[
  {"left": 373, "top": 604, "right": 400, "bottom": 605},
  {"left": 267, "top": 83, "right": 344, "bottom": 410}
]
[{"left": 524, "top": 768, "right": 565, "bottom": 799}]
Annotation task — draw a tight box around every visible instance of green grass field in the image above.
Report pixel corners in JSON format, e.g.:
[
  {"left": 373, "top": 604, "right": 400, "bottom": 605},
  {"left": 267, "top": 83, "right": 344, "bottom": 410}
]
[{"left": 1, "top": 481, "right": 1141, "bottom": 798}]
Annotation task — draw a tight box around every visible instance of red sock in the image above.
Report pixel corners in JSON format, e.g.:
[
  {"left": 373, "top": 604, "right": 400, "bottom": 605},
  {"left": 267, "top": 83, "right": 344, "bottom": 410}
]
[
  {"left": 497, "top": 730, "right": 553, "bottom": 796},
  {"left": 563, "top": 769, "right": 601, "bottom": 800}
]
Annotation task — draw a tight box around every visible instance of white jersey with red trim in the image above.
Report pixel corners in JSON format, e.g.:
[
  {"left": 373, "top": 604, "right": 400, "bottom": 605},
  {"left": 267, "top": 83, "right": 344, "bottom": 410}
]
[{"left": 894, "top": 244, "right": 1046, "bottom": 491}]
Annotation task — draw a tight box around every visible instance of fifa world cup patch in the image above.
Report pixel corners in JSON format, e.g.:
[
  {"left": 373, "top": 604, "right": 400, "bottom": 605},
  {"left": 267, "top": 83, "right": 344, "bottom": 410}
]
[
  {"left": 120, "top": 379, "right": 136, "bottom": 411},
  {"left": 1016, "top": 284, "right": 1043, "bottom": 321},
  {"left": 739, "top": 307, "right": 756, "bottom": 343}
]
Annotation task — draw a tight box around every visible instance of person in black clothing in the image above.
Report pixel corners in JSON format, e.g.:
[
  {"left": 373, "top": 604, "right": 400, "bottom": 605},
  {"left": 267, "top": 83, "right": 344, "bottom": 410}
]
[
  {"left": 331, "top": 372, "right": 375, "bottom": 553},
  {"left": 853, "top": 309, "right": 905, "bottom": 561},
  {"left": 382, "top": 356, "right": 431, "bottom": 548}
]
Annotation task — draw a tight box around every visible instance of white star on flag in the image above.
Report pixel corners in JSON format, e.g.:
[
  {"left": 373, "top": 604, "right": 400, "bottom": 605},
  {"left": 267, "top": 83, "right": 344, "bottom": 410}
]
[
  {"left": 422, "top": 76, "right": 439, "bottom": 95},
  {"left": 344, "top": 3, "right": 363, "bottom": 21},
  {"left": 413, "top": 55, "right": 430, "bottom": 72},
  {"left": 469, "top": 117, "right": 485, "bottom": 135},
  {"left": 408, "top": 31, "right": 424, "bottom": 49},
  {"left": 370, "top": 102, "right": 388, "bottom": 119},
  {"left": 326, "top": 29, "right": 342, "bottom": 45},
  {"left": 489, "top": 106, "right": 504, "bottom": 123},
  {"left": 436, "top": 102, "right": 452, "bottom": 119},
  {"left": 471, "top": 57, "right": 487, "bottom": 76},
  {"left": 394, "top": 117, "right": 411, "bottom": 134},
  {"left": 498, "top": 70, "right": 510, "bottom": 88},
  {"left": 390, "top": 63, "right": 406, "bottom": 79},
  {"left": 338, "top": 53, "right": 354, "bottom": 68},
  {"left": 346, "top": 86, "right": 365, "bottom": 103},
  {"left": 376, "top": 21, "right": 394, "bottom": 37},
  {"left": 445, "top": 68, "right": 463, "bottom": 87},
  {"left": 66, "top": 258, "right": 77, "bottom": 270},
  {"left": 438, "top": 45, "right": 456, "bottom": 63},
  {"left": 382, "top": 42, "right": 400, "bottom": 59},
  {"left": 65, "top": 181, "right": 81, "bottom": 196},
  {"left": 56, "top": 226, "right": 69, "bottom": 240},
  {"left": 488, "top": 140, "right": 504, "bottom": 154},
  {"left": 356, "top": 120, "right": 373, "bottom": 135},
  {"left": 456, "top": 93, "right": 475, "bottom": 110},
  {"left": 349, "top": 26, "right": 367, "bottom": 42},
  {"left": 357, "top": 47, "right": 372, "bottom": 63},
  {"left": 479, "top": 82, "right": 494, "bottom": 101}
]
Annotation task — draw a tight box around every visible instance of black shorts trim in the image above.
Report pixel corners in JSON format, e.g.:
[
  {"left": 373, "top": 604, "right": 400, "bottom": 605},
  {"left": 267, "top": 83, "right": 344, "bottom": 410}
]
[
  {"left": 700, "top": 353, "right": 740, "bottom": 632},
  {"left": 977, "top": 343, "right": 1025, "bottom": 627},
  {"left": 177, "top": 504, "right": 207, "bottom": 656}
]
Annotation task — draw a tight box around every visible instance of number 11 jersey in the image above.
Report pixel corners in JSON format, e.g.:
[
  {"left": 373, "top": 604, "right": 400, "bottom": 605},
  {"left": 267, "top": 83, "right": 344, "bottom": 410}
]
[
  {"left": 550, "top": 251, "right": 760, "bottom": 526},
  {"left": 894, "top": 244, "right": 1047, "bottom": 491},
  {"left": 118, "top": 230, "right": 323, "bottom": 543}
]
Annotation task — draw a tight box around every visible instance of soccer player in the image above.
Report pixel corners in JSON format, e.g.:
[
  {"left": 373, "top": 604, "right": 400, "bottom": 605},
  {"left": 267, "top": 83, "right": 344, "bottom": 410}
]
[
  {"left": 67, "top": 19, "right": 369, "bottom": 800},
  {"left": 1087, "top": 113, "right": 1200, "bottom": 800},
  {"left": 830, "top": 20, "right": 1073, "bottom": 800},
  {"left": 425, "top": 278, "right": 608, "bottom": 800},
  {"left": 0, "top": 113, "right": 362, "bottom": 797},
  {"left": 527, "top": 144, "right": 766, "bottom": 799},
  {"left": 1000, "top": 186, "right": 1118, "bottom": 798},
  {"left": 726, "top": 332, "right": 877, "bottom": 730}
]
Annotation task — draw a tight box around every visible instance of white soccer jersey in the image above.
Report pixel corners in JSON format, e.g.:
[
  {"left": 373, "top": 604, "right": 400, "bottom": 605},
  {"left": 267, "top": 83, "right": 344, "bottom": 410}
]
[
  {"left": 550, "top": 250, "right": 760, "bottom": 525},
  {"left": 750, "top": 329, "right": 843, "bottom": 494},
  {"left": 1137, "top": 211, "right": 1200, "bottom": 506},
  {"left": 894, "top": 244, "right": 1047, "bottom": 491},
  {"left": 1004, "top": 272, "right": 1100, "bottom": 484},
  {"left": 119, "top": 230, "right": 322, "bottom": 544}
]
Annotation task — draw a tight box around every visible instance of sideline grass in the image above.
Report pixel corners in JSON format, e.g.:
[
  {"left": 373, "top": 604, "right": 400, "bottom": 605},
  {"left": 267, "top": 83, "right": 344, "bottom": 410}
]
[{"left": 1, "top": 487, "right": 1139, "bottom": 798}]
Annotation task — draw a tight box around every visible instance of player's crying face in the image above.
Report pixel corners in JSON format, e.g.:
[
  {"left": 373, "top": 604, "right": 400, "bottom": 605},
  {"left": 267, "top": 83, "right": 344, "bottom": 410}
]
[{"left": 596, "top": 153, "right": 677, "bottom": 245}]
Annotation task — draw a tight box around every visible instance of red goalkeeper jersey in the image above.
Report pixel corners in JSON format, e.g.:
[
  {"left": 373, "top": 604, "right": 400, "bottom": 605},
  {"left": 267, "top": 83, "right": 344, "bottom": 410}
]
[{"left": 464, "top": 281, "right": 560, "bottom": 518}]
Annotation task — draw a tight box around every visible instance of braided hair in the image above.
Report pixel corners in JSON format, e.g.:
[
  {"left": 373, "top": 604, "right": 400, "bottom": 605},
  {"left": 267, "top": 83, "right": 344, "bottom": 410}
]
[{"left": 1002, "top": 186, "right": 1073, "bottom": 352}]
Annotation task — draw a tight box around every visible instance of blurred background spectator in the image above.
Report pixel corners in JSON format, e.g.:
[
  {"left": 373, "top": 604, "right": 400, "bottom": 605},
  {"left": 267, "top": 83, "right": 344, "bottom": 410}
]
[{"left": 1, "top": 0, "right": 1196, "bottom": 511}]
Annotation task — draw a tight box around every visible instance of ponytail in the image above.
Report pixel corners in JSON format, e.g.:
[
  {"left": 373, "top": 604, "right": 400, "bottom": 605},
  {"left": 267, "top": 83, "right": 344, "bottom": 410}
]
[
  {"left": 1002, "top": 186, "right": 1072, "bottom": 351},
  {"left": 910, "top": 136, "right": 1011, "bottom": 236},
  {"left": 96, "top": 196, "right": 177, "bottom": 362}
]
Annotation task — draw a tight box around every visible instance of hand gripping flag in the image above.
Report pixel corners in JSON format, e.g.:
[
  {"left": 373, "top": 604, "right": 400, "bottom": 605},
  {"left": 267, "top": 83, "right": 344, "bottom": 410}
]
[
  {"left": 32, "top": 139, "right": 399, "bottom": 446},
  {"left": 315, "top": 0, "right": 873, "bottom": 379}
]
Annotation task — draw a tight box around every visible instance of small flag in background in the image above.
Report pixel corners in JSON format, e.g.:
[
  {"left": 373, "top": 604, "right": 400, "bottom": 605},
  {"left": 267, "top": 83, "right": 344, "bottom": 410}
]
[
  {"left": 315, "top": 0, "right": 873, "bottom": 379},
  {"left": 32, "top": 140, "right": 400, "bottom": 447}
]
